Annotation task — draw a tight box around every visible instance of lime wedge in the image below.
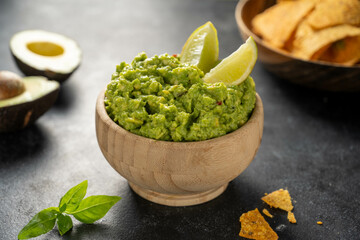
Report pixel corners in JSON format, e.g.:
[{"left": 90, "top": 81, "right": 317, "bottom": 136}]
[
  {"left": 203, "top": 36, "right": 257, "bottom": 86},
  {"left": 180, "top": 21, "right": 219, "bottom": 73}
]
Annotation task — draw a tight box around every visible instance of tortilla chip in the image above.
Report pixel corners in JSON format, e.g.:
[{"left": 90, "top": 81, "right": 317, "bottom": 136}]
[
  {"left": 287, "top": 211, "right": 297, "bottom": 224},
  {"left": 307, "top": 0, "right": 360, "bottom": 30},
  {"left": 293, "top": 19, "right": 314, "bottom": 42},
  {"left": 252, "top": 1, "right": 314, "bottom": 49},
  {"left": 319, "top": 36, "right": 360, "bottom": 65},
  {"left": 239, "top": 208, "right": 278, "bottom": 240},
  {"left": 277, "top": 0, "right": 321, "bottom": 3},
  {"left": 262, "top": 209, "right": 274, "bottom": 218},
  {"left": 286, "top": 19, "right": 314, "bottom": 52},
  {"left": 304, "top": 0, "right": 323, "bottom": 3},
  {"left": 293, "top": 24, "right": 360, "bottom": 60},
  {"left": 261, "top": 189, "right": 294, "bottom": 212}
]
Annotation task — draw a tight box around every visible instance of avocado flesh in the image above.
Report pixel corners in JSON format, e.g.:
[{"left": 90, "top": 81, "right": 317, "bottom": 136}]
[
  {"left": 10, "top": 30, "right": 82, "bottom": 83},
  {"left": 0, "top": 76, "right": 59, "bottom": 107}
]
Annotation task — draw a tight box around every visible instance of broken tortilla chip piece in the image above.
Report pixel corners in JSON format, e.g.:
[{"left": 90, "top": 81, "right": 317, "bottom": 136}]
[
  {"left": 293, "top": 24, "right": 360, "bottom": 60},
  {"left": 261, "top": 189, "right": 294, "bottom": 212},
  {"left": 252, "top": 1, "right": 314, "bottom": 49},
  {"left": 262, "top": 209, "right": 274, "bottom": 218},
  {"left": 287, "top": 19, "right": 314, "bottom": 52},
  {"left": 307, "top": 0, "right": 360, "bottom": 30},
  {"left": 287, "top": 211, "right": 297, "bottom": 224},
  {"left": 239, "top": 208, "right": 278, "bottom": 240},
  {"left": 318, "top": 36, "right": 360, "bottom": 65},
  {"left": 293, "top": 19, "right": 314, "bottom": 44}
]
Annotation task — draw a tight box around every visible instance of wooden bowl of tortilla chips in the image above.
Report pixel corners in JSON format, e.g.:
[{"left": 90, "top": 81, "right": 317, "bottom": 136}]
[{"left": 235, "top": 0, "right": 360, "bottom": 92}]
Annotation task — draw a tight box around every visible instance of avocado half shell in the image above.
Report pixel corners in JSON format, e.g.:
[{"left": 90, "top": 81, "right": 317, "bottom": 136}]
[
  {"left": 10, "top": 30, "right": 82, "bottom": 83},
  {"left": 0, "top": 75, "right": 60, "bottom": 132}
]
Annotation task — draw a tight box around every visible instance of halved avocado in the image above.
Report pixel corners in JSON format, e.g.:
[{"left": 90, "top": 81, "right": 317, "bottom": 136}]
[
  {"left": 10, "top": 30, "right": 82, "bottom": 83},
  {"left": 0, "top": 72, "right": 60, "bottom": 132}
]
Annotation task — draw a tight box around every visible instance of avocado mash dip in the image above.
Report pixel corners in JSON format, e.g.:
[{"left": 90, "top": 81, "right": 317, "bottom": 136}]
[{"left": 105, "top": 52, "right": 256, "bottom": 142}]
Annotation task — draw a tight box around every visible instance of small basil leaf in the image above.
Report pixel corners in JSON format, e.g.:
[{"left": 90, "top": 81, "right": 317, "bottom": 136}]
[
  {"left": 59, "top": 203, "right": 67, "bottom": 213},
  {"left": 59, "top": 180, "right": 88, "bottom": 213},
  {"left": 18, "top": 207, "right": 59, "bottom": 239},
  {"left": 56, "top": 214, "right": 73, "bottom": 236},
  {"left": 71, "top": 195, "right": 121, "bottom": 224}
]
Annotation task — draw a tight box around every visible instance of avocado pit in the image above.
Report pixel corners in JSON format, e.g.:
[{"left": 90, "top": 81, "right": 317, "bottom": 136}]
[{"left": 0, "top": 71, "right": 25, "bottom": 100}]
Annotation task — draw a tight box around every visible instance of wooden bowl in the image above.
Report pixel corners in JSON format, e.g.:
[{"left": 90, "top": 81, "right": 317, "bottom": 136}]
[
  {"left": 235, "top": 0, "right": 360, "bottom": 92},
  {"left": 95, "top": 90, "right": 264, "bottom": 207}
]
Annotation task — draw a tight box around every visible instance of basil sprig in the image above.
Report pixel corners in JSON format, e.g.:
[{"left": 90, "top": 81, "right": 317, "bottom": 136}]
[{"left": 18, "top": 180, "right": 121, "bottom": 239}]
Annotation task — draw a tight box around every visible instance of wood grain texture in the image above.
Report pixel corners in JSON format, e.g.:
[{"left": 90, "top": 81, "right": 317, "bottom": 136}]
[
  {"left": 95, "top": 90, "right": 264, "bottom": 206},
  {"left": 235, "top": 0, "right": 360, "bottom": 92}
]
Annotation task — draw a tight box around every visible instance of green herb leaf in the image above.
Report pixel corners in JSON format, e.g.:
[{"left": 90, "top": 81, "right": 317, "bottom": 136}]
[
  {"left": 56, "top": 213, "right": 73, "bottom": 236},
  {"left": 59, "top": 180, "right": 88, "bottom": 213},
  {"left": 71, "top": 195, "right": 121, "bottom": 224},
  {"left": 18, "top": 181, "right": 121, "bottom": 239},
  {"left": 59, "top": 203, "right": 67, "bottom": 213},
  {"left": 18, "top": 207, "right": 59, "bottom": 239}
]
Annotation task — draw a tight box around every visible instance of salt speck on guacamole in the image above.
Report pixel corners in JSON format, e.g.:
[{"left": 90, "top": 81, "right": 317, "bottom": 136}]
[{"left": 105, "top": 52, "right": 256, "bottom": 142}]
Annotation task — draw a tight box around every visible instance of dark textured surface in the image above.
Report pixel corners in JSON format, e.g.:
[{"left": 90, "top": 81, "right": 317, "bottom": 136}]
[{"left": 0, "top": 0, "right": 359, "bottom": 239}]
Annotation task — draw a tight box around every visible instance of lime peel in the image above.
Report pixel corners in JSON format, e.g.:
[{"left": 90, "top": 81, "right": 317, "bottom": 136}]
[
  {"left": 203, "top": 36, "right": 258, "bottom": 86},
  {"left": 180, "top": 21, "right": 219, "bottom": 73}
]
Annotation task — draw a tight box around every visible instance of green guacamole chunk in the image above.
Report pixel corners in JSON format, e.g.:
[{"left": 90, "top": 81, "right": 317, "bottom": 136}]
[{"left": 105, "top": 52, "right": 256, "bottom": 142}]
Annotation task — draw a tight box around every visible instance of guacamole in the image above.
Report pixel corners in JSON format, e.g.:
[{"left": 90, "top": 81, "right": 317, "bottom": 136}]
[{"left": 105, "top": 52, "right": 256, "bottom": 142}]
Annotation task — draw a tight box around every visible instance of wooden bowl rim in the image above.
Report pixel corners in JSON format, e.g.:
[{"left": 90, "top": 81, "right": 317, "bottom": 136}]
[
  {"left": 96, "top": 89, "right": 263, "bottom": 148},
  {"left": 235, "top": 0, "right": 360, "bottom": 69}
]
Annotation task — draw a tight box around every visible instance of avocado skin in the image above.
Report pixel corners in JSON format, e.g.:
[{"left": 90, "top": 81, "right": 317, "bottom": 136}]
[
  {"left": 0, "top": 87, "right": 59, "bottom": 132},
  {"left": 11, "top": 53, "right": 79, "bottom": 83}
]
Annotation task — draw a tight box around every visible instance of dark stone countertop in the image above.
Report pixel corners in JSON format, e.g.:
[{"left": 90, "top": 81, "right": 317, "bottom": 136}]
[{"left": 0, "top": 0, "right": 359, "bottom": 239}]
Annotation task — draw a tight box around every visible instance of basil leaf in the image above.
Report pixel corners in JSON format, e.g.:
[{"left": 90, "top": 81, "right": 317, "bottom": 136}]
[
  {"left": 59, "top": 203, "right": 67, "bottom": 213},
  {"left": 18, "top": 207, "right": 59, "bottom": 239},
  {"left": 71, "top": 195, "right": 121, "bottom": 224},
  {"left": 59, "top": 180, "right": 88, "bottom": 213},
  {"left": 56, "top": 214, "right": 73, "bottom": 236}
]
